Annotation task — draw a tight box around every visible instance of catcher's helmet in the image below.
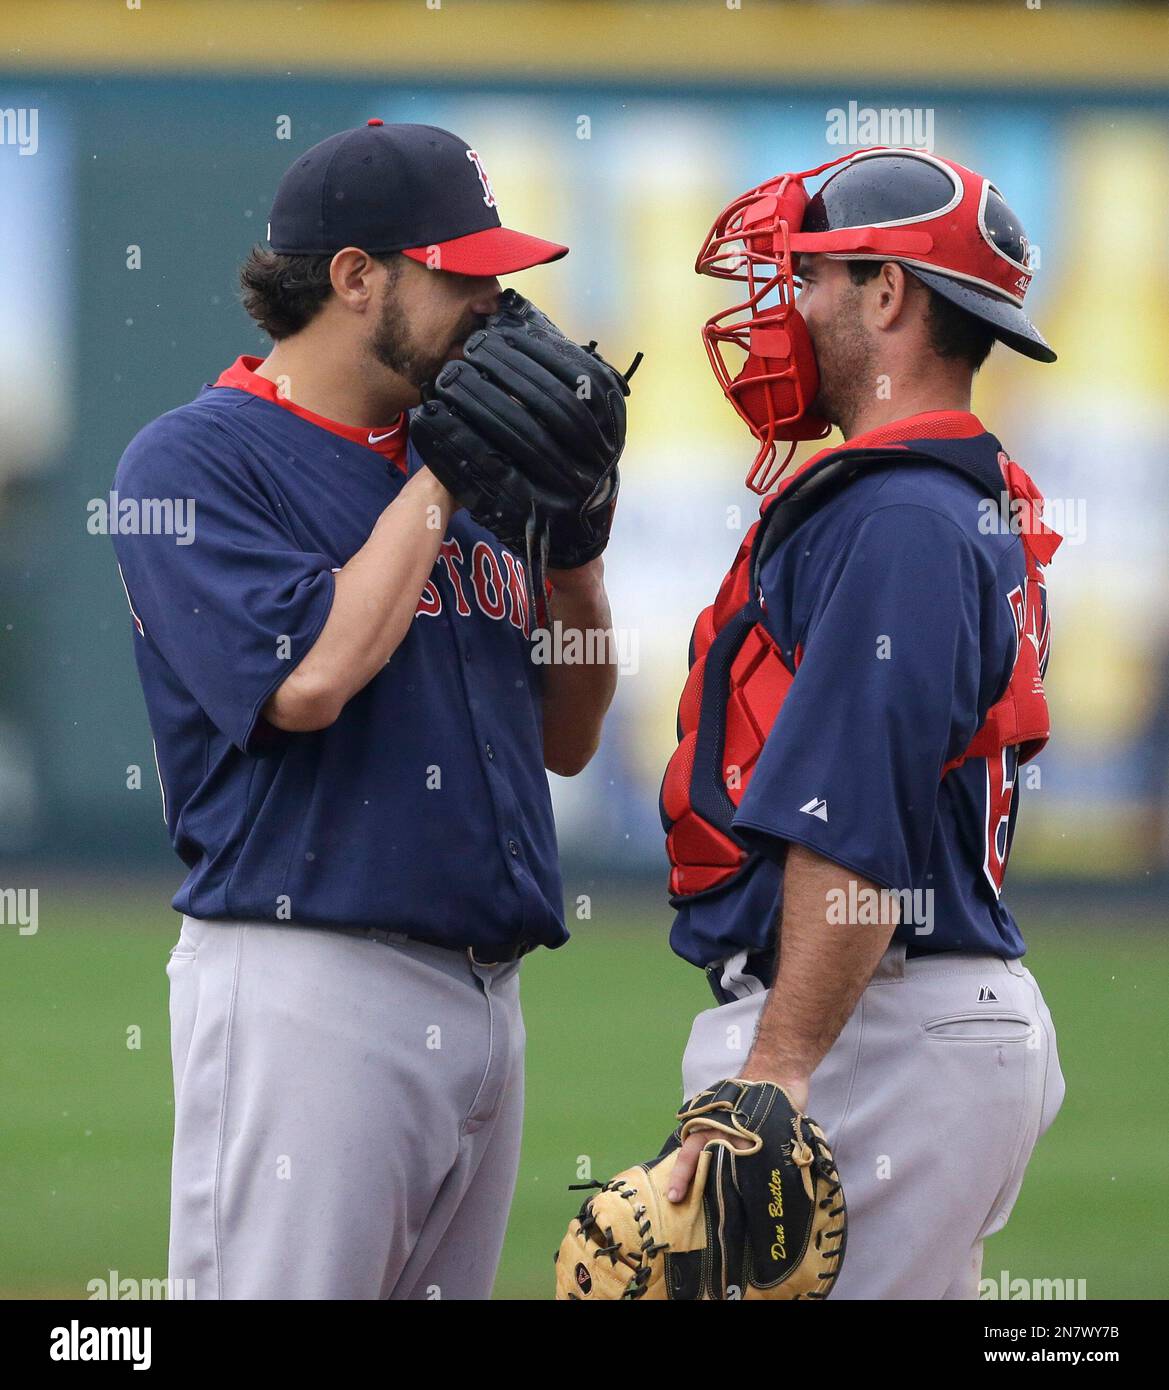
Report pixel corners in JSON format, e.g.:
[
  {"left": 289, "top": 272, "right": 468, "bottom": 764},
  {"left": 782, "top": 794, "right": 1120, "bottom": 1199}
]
[
  {"left": 796, "top": 149, "right": 1055, "bottom": 365},
  {"left": 696, "top": 146, "right": 1056, "bottom": 493}
]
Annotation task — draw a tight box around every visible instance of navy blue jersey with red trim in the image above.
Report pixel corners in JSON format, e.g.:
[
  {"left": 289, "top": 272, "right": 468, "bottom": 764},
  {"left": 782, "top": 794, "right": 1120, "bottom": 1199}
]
[
  {"left": 111, "top": 362, "right": 565, "bottom": 956},
  {"left": 670, "top": 413, "right": 1049, "bottom": 972}
]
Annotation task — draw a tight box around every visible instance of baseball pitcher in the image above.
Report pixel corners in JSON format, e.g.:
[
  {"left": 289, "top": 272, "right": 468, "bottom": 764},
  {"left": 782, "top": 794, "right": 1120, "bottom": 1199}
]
[
  {"left": 558, "top": 148, "right": 1065, "bottom": 1300},
  {"left": 112, "top": 121, "right": 635, "bottom": 1299}
]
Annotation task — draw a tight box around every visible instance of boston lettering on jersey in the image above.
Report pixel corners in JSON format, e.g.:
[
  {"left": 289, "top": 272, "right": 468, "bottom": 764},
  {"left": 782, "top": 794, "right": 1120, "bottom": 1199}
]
[
  {"left": 663, "top": 412, "right": 1061, "bottom": 974},
  {"left": 111, "top": 358, "right": 563, "bottom": 957},
  {"left": 210, "top": 365, "right": 536, "bottom": 636},
  {"left": 417, "top": 536, "right": 532, "bottom": 633}
]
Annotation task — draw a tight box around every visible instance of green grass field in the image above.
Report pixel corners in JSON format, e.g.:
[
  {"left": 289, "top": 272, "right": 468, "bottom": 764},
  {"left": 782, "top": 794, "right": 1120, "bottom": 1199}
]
[{"left": 1, "top": 880, "right": 1166, "bottom": 1300}]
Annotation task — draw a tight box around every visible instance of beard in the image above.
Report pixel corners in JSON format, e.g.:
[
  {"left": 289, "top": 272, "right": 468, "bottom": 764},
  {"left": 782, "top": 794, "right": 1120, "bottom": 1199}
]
[
  {"left": 368, "top": 291, "right": 454, "bottom": 391},
  {"left": 807, "top": 288, "right": 878, "bottom": 434},
  {"left": 372, "top": 279, "right": 486, "bottom": 391}
]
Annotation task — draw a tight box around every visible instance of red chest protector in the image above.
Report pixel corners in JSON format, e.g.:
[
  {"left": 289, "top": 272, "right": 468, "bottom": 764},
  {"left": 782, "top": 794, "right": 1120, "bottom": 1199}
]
[{"left": 660, "top": 440, "right": 1061, "bottom": 902}]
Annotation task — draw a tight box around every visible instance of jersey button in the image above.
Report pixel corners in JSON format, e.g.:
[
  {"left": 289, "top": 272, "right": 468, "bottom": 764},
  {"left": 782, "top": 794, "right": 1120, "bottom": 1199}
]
[
  {"left": 485, "top": 742, "right": 495, "bottom": 760},
  {"left": 507, "top": 839, "right": 519, "bottom": 857}
]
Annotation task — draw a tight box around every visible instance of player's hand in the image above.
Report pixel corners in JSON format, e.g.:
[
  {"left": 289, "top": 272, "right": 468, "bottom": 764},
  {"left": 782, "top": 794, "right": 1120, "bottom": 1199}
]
[
  {"left": 666, "top": 1073, "right": 810, "bottom": 1203},
  {"left": 666, "top": 1125, "right": 752, "bottom": 1203}
]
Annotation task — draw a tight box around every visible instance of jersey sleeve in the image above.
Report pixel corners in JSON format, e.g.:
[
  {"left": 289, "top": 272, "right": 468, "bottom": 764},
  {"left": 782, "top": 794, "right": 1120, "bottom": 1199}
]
[
  {"left": 111, "top": 409, "right": 336, "bottom": 755},
  {"left": 732, "top": 502, "right": 988, "bottom": 891}
]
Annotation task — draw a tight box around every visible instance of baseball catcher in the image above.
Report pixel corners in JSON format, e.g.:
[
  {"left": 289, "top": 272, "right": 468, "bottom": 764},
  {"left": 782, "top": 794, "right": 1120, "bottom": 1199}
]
[
  {"left": 556, "top": 145, "right": 1067, "bottom": 1302},
  {"left": 411, "top": 289, "right": 642, "bottom": 629},
  {"left": 555, "top": 1079, "right": 845, "bottom": 1300}
]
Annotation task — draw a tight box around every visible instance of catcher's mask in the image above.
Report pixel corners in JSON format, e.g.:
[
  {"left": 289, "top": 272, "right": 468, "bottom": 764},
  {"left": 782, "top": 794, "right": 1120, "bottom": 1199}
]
[{"left": 696, "top": 146, "right": 1056, "bottom": 493}]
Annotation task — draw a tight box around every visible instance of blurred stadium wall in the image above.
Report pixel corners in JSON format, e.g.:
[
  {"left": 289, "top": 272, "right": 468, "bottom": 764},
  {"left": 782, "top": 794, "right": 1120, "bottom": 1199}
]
[{"left": 0, "top": 0, "right": 1166, "bottom": 891}]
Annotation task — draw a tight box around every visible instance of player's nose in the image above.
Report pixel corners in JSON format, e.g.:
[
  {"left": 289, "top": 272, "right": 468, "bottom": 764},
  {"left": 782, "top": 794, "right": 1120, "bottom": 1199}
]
[{"left": 468, "top": 278, "right": 502, "bottom": 314}]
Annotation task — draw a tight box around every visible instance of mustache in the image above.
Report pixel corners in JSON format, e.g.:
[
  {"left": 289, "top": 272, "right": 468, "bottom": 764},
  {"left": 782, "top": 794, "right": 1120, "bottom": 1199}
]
[{"left": 454, "top": 315, "right": 489, "bottom": 345}]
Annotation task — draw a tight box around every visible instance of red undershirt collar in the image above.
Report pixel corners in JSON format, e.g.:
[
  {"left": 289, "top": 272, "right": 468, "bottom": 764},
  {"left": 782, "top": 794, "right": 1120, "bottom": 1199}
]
[
  {"left": 840, "top": 409, "right": 985, "bottom": 451},
  {"left": 774, "top": 410, "right": 986, "bottom": 500},
  {"left": 214, "top": 356, "right": 409, "bottom": 474}
]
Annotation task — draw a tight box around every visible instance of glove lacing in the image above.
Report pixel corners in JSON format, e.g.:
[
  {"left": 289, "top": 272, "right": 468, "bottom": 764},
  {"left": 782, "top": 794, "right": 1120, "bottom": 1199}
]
[
  {"left": 570, "top": 1176, "right": 670, "bottom": 1300},
  {"left": 802, "top": 1131, "right": 847, "bottom": 1300}
]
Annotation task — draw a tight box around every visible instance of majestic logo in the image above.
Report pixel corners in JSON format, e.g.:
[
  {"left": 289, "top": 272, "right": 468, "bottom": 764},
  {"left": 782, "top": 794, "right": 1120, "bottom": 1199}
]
[
  {"left": 977, "top": 986, "right": 999, "bottom": 1003},
  {"left": 465, "top": 148, "right": 497, "bottom": 208},
  {"left": 799, "top": 797, "right": 829, "bottom": 823}
]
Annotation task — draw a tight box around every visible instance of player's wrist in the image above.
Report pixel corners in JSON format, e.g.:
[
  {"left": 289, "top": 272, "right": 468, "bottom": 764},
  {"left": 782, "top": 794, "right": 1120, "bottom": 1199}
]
[
  {"left": 546, "top": 555, "right": 605, "bottom": 598},
  {"left": 409, "top": 464, "right": 458, "bottom": 519},
  {"left": 737, "top": 1060, "right": 811, "bottom": 1111}
]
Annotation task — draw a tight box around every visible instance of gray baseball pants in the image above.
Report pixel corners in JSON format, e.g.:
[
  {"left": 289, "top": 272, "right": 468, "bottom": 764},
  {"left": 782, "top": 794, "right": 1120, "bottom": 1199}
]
[
  {"left": 166, "top": 916, "right": 525, "bottom": 1300},
  {"left": 681, "top": 944, "right": 1066, "bottom": 1300}
]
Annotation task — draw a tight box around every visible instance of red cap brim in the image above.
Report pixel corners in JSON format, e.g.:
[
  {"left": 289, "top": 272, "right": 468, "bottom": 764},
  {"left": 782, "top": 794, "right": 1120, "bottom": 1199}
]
[{"left": 401, "top": 225, "right": 568, "bottom": 276}]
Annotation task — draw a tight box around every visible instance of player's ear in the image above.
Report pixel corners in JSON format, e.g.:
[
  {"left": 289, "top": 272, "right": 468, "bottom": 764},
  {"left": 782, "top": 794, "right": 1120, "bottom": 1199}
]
[
  {"left": 869, "top": 261, "right": 912, "bottom": 331},
  {"left": 328, "top": 247, "right": 378, "bottom": 312}
]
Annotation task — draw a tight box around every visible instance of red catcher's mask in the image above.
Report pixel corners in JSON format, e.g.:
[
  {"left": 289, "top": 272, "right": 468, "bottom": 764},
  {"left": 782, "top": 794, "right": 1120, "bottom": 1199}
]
[{"left": 696, "top": 147, "right": 1054, "bottom": 494}]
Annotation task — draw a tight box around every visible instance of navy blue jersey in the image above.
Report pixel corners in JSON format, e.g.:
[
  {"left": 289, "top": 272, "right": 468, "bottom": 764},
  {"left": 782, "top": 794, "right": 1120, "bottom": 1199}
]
[
  {"left": 112, "top": 358, "right": 565, "bottom": 956},
  {"left": 671, "top": 414, "right": 1044, "bottom": 972}
]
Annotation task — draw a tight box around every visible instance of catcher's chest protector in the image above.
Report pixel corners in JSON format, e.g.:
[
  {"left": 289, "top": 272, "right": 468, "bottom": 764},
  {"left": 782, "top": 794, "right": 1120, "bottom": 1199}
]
[{"left": 660, "top": 441, "right": 1061, "bottom": 901}]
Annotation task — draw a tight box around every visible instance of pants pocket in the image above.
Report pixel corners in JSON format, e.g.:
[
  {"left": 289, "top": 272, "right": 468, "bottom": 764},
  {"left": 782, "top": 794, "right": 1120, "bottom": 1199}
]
[
  {"left": 921, "top": 1010, "right": 1035, "bottom": 1042},
  {"left": 168, "top": 916, "right": 203, "bottom": 964}
]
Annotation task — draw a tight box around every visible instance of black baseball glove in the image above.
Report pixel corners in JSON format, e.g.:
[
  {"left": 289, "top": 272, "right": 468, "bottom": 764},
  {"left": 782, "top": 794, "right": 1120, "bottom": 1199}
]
[{"left": 410, "top": 289, "right": 641, "bottom": 629}]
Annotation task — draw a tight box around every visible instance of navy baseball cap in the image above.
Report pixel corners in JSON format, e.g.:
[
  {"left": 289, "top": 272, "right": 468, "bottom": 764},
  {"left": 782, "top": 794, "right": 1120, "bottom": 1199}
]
[{"left": 266, "top": 119, "right": 568, "bottom": 276}]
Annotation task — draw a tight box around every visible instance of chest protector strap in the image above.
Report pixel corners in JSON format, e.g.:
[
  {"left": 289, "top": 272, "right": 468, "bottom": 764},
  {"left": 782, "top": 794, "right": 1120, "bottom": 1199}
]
[{"left": 660, "top": 442, "right": 1061, "bottom": 903}]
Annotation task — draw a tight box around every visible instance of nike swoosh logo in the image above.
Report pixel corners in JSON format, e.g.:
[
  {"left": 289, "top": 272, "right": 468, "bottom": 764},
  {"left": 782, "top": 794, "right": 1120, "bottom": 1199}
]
[{"left": 368, "top": 429, "right": 399, "bottom": 445}]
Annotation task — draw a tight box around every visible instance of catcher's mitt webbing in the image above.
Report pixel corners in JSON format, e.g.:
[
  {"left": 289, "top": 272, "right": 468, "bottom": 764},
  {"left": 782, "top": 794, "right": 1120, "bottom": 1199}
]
[
  {"left": 554, "top": 1078, "right": 846, "bottom": 1300},
  {"left": 411, "top": 289, "right": 641, "bottom": 631}
]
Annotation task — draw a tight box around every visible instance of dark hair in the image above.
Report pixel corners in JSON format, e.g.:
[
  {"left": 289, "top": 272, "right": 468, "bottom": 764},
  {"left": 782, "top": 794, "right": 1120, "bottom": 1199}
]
[
  {"left": 238, "top": 246, "right": 401, "bottom": 340},
  {"left": 846, "top": 260, "right": 995, "bottom": 371}
]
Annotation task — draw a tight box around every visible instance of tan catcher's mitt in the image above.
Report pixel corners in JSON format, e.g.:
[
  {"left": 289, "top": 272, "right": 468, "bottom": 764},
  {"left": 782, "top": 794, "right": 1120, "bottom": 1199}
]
[{"left": 555, "top": 1079, "right": 846, "bottom": 1300}]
